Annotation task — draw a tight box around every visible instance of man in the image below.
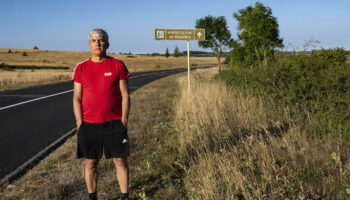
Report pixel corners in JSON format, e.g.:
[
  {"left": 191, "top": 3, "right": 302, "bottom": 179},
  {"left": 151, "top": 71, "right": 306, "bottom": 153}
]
[{"left": 72, "top": 28, "right": 130, "bottom": 200}]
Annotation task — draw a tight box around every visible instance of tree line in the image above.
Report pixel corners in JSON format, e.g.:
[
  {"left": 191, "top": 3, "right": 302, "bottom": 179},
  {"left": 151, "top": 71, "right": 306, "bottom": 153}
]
[{"left": 195, "top": 2, "right": 283, "bottom": 70}]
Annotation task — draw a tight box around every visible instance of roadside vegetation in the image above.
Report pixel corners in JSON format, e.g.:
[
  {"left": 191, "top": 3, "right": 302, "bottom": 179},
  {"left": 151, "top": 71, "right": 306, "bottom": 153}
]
[
  {"left": 179, "top": 2, "right": 349, "bottom": 199},
  {"left": 223, "top": 48, "right": 350, "bottom": 139},
  {"left": 176, "top": 68, "right": 350, "bottom": 199}
]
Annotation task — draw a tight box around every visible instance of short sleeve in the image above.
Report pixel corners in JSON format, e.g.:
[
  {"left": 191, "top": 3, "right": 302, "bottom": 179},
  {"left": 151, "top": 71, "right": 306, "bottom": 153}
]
[
  {"left": 119, "top": 61, "right": 130, "bottom": 80},
  {"left": 72, "top": 64, "right": 82, "bottom": 83}
]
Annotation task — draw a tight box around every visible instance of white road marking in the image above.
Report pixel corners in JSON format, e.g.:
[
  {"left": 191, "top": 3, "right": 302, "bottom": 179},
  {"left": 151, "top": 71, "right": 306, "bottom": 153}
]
[
  {"left": 129, "top": 69, "right": 185, "bottom": 79},
  {"left": 0, "top": 94, "right": 44, "bottom": 98},
  {"left": 0, "top": 90, "right": 73, "bottom": 111}
]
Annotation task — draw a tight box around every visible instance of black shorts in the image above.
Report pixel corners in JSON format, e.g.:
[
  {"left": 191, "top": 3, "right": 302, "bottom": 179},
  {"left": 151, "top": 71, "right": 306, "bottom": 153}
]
[{"left": 77, "top": 119, "right": 129, "bottom": 159}]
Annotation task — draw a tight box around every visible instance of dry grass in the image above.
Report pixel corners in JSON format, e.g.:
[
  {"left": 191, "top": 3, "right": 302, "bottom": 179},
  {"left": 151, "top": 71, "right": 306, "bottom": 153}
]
[
  {"left": 0, "top": 71, "right": 185, "bottom": 200},
  {"left": 175, "top": 68, "right": 350, "bottom": 199},
  {"left": 0, "top": 70, "right": 72, "bottom": 91},
  {"left": 0, "top": 48, "right": 217, "bottom": 91},
  {"left": 0, "top": 48, "right": 89, "bottom": 68}
]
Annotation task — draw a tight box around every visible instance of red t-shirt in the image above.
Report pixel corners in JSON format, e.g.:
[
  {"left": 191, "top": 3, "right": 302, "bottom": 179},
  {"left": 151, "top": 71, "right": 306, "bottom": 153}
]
[{"left": 72, "top": 57, "right": 130, "bottom": 123}]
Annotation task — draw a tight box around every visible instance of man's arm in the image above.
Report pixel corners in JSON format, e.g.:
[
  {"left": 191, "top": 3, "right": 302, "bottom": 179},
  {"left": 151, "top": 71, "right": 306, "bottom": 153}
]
[
  {"left": 120, "top": 79, "right": 130, "bottom": 128},
  {"left": 73, "top": 82, "right": 83, "bottom": 129}
]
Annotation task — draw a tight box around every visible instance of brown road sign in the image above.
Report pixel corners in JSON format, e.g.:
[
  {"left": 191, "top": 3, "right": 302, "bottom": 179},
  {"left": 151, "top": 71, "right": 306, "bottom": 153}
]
[{"left": 155, "top": 29, "right": 205, "bottom": 40}]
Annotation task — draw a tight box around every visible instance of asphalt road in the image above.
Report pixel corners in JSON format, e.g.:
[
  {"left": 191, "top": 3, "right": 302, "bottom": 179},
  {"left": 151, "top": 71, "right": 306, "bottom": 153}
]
[{"left": 0, "top": 67, "right": 192, "bottom": 183}]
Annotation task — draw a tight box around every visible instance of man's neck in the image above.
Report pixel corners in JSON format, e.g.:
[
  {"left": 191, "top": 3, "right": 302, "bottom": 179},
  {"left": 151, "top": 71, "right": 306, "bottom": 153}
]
[{"left": 91, "top": 54, "right": 107, "bottom": 62}]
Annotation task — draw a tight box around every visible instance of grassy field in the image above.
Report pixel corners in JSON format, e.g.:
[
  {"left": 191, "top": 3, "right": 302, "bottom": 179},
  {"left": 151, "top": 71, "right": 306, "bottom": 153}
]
[
  {"left": 0, "top": 48, "right": 217, "bottom": 91},
  {"left": 0, "top": 70, "right": 72, "bottom": 91}
]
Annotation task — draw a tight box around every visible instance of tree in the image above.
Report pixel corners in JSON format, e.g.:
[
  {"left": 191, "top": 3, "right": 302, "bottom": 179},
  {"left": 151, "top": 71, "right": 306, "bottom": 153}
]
[
  {"left": 233, "top": 2, "right": 283, "bottom": 66},
  {"left": 33, "top": 46, "right": 39, "bottom": 50},
  {"left": 173, "top": 46, "right": 181, "bottom": 57},
  {"left": 196, "top": 15, "right": 233, "bottom": 71},
  {"left": 165, "top": 48, "right": 170, "bottom": 58},
  {"left": 226, "top": 41, "right": 246, "bottom": 67}
]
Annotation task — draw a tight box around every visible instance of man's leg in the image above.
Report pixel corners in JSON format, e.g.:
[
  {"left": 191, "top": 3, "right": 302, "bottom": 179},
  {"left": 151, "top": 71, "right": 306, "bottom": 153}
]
[
  {"left": 113, "top": 157, "right": 129, "bottom": 193},
  {"left": 85, "top": 159, "right": 99, "bottom": 193}
]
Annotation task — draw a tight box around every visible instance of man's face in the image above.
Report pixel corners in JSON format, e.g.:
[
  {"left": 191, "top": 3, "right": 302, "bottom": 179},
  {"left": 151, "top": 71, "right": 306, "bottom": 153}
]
[{"left": 89, "top": 35, "right": 108, "bottom": 56}]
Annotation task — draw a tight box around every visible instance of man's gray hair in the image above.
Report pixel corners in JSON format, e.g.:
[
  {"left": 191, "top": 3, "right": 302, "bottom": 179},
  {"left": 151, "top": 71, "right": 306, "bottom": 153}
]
[{"left": 89, "top": 28, "right": 109, "bottom": 43}]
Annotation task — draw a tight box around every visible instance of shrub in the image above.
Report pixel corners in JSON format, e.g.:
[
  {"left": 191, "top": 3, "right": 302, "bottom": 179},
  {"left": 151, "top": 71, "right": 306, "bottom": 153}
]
[
  {"left": 312, "top": 47, "right": 346, "bottom": 65},
  {"left": 22, "top": 52, "right": 28, "bottom": 56},
  {"left": 225, "top": 42, "right": 246, "bottom": 67},
  {"left": 218, "top": 48, "right": 350, "bottom": 138},
  {"left": 8, "top": 49, "right": 12, "bottom": 53},
  {"left": 0, "top": 63, "right": 14, "bottom": 71}
]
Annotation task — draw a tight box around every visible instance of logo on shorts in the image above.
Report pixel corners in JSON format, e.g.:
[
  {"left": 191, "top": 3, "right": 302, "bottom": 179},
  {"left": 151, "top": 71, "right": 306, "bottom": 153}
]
[
  {"left": 122, "top": 138, "right": 128, "bottom": 143},
  {"left": 104, "top": 72, "right": 112, "bottom": 76}
]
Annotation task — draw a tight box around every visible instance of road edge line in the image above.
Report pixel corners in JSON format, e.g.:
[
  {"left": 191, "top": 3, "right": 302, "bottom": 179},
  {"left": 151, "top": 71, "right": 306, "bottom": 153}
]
[{"left": 0, "top": 128, "right": 77, "bottom": 186}]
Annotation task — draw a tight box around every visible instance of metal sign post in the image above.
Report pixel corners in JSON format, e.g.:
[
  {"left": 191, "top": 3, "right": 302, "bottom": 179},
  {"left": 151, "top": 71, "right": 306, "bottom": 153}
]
[
  {"left": 187, "top": 40, "right": 190, "bottom": 90},
  {"left": 155, "top": 28, "right": 205, "bottom": 90}
]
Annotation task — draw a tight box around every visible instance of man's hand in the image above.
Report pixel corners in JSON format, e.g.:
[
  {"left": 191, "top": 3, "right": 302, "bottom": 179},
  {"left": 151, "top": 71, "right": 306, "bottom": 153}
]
[
  {"left": 73, "top": 82, "right": 83, "bottom": 132},
  {"left": 76, "top": 121, "right": 82, "bottom": 130},
  {"left": 120, "top": 79, "right": 130, "bottom": 130},
  {"left": 121, "top": 118, "right": 128, "bottom": 129}
]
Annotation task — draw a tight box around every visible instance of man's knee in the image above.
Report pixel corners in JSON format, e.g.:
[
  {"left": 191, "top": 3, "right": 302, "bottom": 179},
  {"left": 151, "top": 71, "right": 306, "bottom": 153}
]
[
  {"left": 85, "top": 159, "right": 99, "bottom": 173},
  {"left": 113, "top": 157, "right": 128, "bottom": 168}
]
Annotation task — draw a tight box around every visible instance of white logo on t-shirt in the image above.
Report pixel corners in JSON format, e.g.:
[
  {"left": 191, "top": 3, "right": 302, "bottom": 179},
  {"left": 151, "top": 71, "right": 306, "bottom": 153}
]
[
  {"left": 104, "top": 72, "right": 112, "bottom": 76},
  {"left": 122, "top": 139, "right": 128, "bottom": 143}
]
